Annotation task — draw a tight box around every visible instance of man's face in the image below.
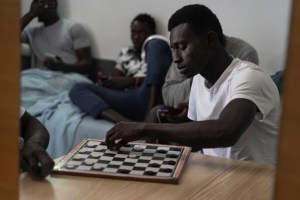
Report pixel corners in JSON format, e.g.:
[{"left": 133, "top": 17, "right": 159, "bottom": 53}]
[
  {"left": 130, "top": 21, "right": 152, "bottom": 51},
  {"left": 36, "top": 0, "right": 58, "bottom": 22},
  {"left": 169, "top": 23, "right": 211, "bottom": 78}
]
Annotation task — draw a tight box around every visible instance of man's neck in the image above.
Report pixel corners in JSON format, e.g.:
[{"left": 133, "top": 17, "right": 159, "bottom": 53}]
[
  {"left": 203, "top": 49, "right": 233, "bottom": 88},
  {"left": 43, "top": 16, "right": 60, "bottom": 27}
]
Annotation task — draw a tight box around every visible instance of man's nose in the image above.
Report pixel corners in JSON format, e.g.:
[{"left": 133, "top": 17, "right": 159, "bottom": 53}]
[{"left": 173, "top": 50, "right": 182, "bottom": 64}]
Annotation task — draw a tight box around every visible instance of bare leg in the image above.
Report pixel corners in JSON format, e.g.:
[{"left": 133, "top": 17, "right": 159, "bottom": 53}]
[{"left": 100, "top": 108, "right": 132, "bottom": 123}]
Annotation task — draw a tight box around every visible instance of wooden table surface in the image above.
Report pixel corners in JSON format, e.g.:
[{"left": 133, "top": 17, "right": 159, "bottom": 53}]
[{"left": 19, "top": 153, "right": 274, "bottom": 200}]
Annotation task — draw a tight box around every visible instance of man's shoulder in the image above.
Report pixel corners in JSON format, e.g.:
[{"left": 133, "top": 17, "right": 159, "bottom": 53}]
[
  {"left": 143, "top": 35, "right": 169, "bottom": 47},
  {"left": 225, "top": 36, "right": 259, "bottom": 64},
  {"left": 23, "top": 23, "right": 44, "bottom": 34},
  {"left": 231, "top": 59, "right": 260, "bottom": 73},
  {"left": 231, "top": 59, "right": 273, "bottom": 86},
  {"left": 60, "top": 18, "right": 81, "bottom": 27}
]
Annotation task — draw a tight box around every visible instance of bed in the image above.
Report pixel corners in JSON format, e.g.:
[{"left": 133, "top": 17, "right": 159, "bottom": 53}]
[{"left": 21, "top": 68, "right": 114, "bottom": 159}]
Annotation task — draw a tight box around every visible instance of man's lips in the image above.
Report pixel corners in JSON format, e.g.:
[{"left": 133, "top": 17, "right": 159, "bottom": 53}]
[{"left": 177, "top": 65, "right": 187, "bottom": 74}]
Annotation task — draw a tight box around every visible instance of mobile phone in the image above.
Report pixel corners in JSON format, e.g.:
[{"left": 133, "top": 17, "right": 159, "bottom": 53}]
[
  {"left": 100, "top": 75, "right": 109, "bottom": 81},
  {"left": 45, "top": 53, "right": 58, "bottom": 62},
  {"left": 158, "top": 107, "right": 182, "bottom": 115}
]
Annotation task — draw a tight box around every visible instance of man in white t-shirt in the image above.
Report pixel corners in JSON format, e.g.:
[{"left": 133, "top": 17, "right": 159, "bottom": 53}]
[
  {"left": 21, "top": 0, "right": 92, "bottom": 75},
  {"left": 20, "top": 106, "right": 54, "bottom": 179},
  {"left": 104, "top": 4, "right": 281, "bottom": 164}
]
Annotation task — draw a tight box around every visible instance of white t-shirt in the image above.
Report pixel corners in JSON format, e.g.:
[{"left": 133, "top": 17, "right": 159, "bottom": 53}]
[
  {"left": 22, "top": 19, "right": 90, "bottom": 69},
  {"left": 114, "top": 46, "right": 147, "bottom": 77},
  {"left": 115, "top": 35, "right": 169, "bottom": 78},
  {"left": 188, "top": 58, "right": 281, "bottom": 164}
]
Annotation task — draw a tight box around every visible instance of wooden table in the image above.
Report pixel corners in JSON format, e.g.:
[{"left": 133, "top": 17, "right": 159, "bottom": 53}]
[{"left": 19, "top": 153, "right": 274, "bottom": 200}]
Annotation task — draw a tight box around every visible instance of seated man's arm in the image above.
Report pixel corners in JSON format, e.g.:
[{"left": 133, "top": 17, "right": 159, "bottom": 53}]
[
  {"left": 45, "top": 22, "right": 93, "bottom": 75},
  {"left": 45, "top": 46, "right": 93, "bottom": 75},
  {"left": 21, "top": 111, "right": 54, "bottom": 180},
  {"left": 143, "top": 39, "right": 172, "bottom": 117},
  {"left": 106, "top": 98, "right": 257, "bottom": 150}
]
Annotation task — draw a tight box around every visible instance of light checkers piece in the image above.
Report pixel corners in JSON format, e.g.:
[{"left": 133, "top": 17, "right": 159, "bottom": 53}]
[{"left": 52, "top": 138, "right": 191, "bottom": 184}]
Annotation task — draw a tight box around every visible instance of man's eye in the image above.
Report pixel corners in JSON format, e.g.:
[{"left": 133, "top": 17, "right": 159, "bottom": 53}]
[{"left": 178, "top": 44, "right": 186, "bottom": 51}]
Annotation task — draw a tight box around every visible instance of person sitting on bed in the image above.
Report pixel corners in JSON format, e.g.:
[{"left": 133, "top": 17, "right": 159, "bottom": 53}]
[
  {"left": 21, "top": 0, "right": 92, "bottom": 76},
  {"left": 105, "top": 4, "right": 281, "bottom": 165},
  {"left": 97, "top": 14, "right": 159, "bottom": 91},
  {"left": 20, "top": 106, "right": 54, "bottom": 180},
  {"left": 69, "top": 13, "right": 172, "bottom": 123}
]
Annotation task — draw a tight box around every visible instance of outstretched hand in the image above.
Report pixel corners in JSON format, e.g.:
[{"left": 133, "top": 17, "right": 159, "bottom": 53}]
[
  {"left": 105, "top": 122, "right": 145, "bottom": 150},
  {"left": 21, "top": 141, "right": 54, "bottom": 180}
]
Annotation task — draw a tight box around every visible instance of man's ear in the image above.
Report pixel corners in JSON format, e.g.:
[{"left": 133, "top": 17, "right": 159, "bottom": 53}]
[{"left": 205, "top": 31, "right": 218, "bottom": 48}]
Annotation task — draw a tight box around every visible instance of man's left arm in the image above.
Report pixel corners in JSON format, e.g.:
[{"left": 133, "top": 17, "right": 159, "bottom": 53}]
[
  {"left": 45, "top": 22, "right": 93, "bottom": 75},
  {"left": 45, "top": 46, "right": 93, "bottom": 74}
]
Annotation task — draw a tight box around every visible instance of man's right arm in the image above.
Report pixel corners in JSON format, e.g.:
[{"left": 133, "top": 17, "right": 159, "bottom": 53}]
[{"left": 21, "top": 0, "right": 46, "bottom": 31}]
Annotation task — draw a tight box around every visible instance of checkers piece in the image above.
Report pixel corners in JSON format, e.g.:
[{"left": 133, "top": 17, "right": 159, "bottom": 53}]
[
  {"left": 149, "top": 163, "right": 160, "bottom": 168},
  {"left": 157, "top": 149, "right": 168, "bottom": 154},
  {"left": 144, "top": 171, "right": 156, "bottom": 176},
  {"left": 129, "top": 153, "right": 137, "bottom": 158},
  {"left": 161, "top": 168, "right": 173, "bottom": 173},
  {"left": 65, "top": 164, "right": 77, "bottom": 169}
]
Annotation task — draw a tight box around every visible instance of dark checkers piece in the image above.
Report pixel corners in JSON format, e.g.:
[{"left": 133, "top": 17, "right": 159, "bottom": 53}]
[
  {"left": 160, "top": 168, "right": 173, "bottom": 173},
  {"left": 124, "top": 144, "right": 131, "bottom": 148},
  {"left": 123, "top": 162, "right": 135, "bottom": 166},
  {"left": 97, "top": 160, "right": 110, "bottom": 164},
  {"left": 167, "top": 154, "right": 179, "bottom": 159},
  {"left": 52, "top": 139, "right": 191, "bottom": 184},
  {"left": 149, "top": 163, "right": 160, "bottom": 168},
  {"left": 169, "top": 147, "right": 182, "bottom": 152},
  {"left": 157, "top": 149, "right": 168, "bottom": 154},
  {"left": 118, "top": 169, "right": 130, "bottom": 174},
  {"left": 164, "top": 160, "right": 176, "bottom": 165},
  {"left": 144, "top": 171, "right": 156, "bottom": 176},
  {"left": 138, "top": 159, "right": 150, "bottom": 164}
]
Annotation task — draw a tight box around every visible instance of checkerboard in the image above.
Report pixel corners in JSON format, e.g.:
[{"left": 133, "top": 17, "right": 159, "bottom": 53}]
[{"left": 52, "top": 138, "right": 191, "bottom": 184}]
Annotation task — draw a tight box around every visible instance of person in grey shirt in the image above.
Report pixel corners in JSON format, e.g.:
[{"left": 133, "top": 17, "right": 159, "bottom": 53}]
[{"left": 162, "top": 35, "right": 259, "bottom": 106}]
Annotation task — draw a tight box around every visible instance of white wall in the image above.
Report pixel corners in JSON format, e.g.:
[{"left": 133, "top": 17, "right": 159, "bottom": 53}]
[{"left": 21, "top": 0, "right": 292, "bottom": 75}]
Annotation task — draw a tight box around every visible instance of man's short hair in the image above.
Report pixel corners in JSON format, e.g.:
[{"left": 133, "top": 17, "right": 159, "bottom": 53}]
[
  {"left": 168, "top": 4, "right": 226, "bottom": 46},
  {"left": 131, "top": 13, "right": 156, "bottom": 34}
]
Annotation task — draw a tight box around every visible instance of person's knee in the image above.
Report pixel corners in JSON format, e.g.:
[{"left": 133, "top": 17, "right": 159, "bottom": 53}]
[{"left": 69, "top": 83, "right": 90, "bottom": 101}]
